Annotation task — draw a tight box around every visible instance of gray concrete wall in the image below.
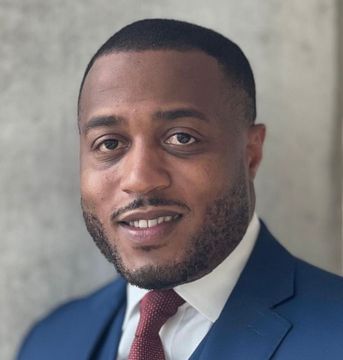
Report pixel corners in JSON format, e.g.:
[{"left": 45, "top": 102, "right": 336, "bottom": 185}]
[{"left": 1, "top": 1, "right": 341, "bottom": 359}]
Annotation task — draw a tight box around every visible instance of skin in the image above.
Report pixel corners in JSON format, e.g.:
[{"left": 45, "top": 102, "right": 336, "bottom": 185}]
[{"left": 79, "top": 50, "right": 265, "bottom": 289}]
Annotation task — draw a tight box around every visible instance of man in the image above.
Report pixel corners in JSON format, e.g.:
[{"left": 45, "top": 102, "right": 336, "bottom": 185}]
[{"left": 18, "top": 19, "right": 343, "bottom": 360}]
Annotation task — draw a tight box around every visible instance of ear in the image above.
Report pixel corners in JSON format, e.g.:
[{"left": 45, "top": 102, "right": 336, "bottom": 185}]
[{"left": 246, "top": 124, "right": 266, "bottom": 180}]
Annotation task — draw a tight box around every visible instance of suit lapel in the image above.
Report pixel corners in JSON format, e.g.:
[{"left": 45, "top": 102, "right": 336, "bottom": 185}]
[
  {"left": 74, "top": 277, "right": 127, "bottom": 360},
  {"left": 190, "top": 222, "right": 295, "bottom": 360}
]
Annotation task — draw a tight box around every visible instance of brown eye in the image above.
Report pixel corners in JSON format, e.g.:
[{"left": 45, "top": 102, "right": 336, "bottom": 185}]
[
  {"left": 166, "top": 133, "right": 196, "bottom": 145},
  {"left": 99, "top": 139, "right": 119, "bottom": 151}
]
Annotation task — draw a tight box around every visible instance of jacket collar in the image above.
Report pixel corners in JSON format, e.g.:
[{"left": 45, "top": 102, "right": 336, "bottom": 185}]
[{"left": 190, "top": 221, "right": 295, "bottom": 360}]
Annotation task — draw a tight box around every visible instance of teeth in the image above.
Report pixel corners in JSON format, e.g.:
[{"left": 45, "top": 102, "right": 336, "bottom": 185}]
[
  {"left": 128, "top": 215, "right": 179, "bottom": 228},
  {"left": 148, "top": 219, "right": 158, "bottom": 227},
  {"left": 139, "top": 220, "right": 148, "bottom": 228}
]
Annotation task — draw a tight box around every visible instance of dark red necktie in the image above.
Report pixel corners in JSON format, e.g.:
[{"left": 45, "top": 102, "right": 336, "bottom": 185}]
[{"left": 128, "top": 289, "right": 185, "bottom": 360}]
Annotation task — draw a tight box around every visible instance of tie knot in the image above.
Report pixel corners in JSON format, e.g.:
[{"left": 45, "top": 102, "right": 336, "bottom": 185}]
[{"left": 137, "top": 289, "right": 185, "bottom": 337}]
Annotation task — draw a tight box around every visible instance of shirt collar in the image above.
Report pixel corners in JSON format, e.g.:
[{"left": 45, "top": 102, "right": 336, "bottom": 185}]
[{"left": 123, "top": 213, "right": 260, "bottom": 326}]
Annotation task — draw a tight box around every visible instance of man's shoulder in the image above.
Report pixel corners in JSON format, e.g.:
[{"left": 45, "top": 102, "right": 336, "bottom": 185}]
[
  {"left": 254, "top": 221, "right": 343, "bottom": 324},
  {"left": 287, "top": 256, "right": 343, "bottom": 311},
  {"left": 17, "top": 277, "right": 127, "bottom": 360},
  {"left": 271, "top": 258, "right": 343, "bottom": 357},
  {"left": 30, "top": 276, "right": 126, "bottom": 333},
  {"left": 296, "top": 257, "right": 343, "bottom": 290},
  {"left": 260, "top": 221, "right": 343, "bottom": 298}
]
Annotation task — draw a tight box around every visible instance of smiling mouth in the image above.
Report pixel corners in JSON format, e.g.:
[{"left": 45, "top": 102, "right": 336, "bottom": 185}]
[{"left": 120, "top": 214, "right": 182, "bottom": 229}]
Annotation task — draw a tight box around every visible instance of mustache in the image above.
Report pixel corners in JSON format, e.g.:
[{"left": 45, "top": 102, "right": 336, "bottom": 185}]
[{"left": 110, "top": 197, "right": 190, "bottom": 221}]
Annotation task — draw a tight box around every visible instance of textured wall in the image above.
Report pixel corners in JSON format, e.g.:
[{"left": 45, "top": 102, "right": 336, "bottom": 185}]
[{"left": 1, "top": 1, "right": 341, "bottom": 359}]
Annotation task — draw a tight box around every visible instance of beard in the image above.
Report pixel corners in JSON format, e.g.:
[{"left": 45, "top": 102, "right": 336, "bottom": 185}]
[{"left": 82, "top": 167, "right": 251, "bottom": 290}]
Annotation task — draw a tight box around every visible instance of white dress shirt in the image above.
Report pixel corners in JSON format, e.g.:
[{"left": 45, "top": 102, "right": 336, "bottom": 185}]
[{"left": 117, "top": 214, "right": 260, "bottom": 360}]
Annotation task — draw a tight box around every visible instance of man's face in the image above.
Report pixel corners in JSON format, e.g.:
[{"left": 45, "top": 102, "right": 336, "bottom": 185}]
[{"left": 79, "top": 50, "right": 264, "bottom": 289}]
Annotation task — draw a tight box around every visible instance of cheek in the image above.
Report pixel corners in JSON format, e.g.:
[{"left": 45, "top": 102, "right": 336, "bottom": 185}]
[
  {"left": 80, "top": 168, "right": 118, "bottom": 213},
  {"left": 185, "top": 158, "right": 233, "bottom": 193},
  {"left": 173, "top": 157, "right": 234, "bottom": 216}
]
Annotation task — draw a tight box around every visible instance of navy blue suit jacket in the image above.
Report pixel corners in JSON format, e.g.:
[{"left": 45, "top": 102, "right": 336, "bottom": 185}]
[{"left": 17, "top": 222, "right": 343, "bottom": 359}]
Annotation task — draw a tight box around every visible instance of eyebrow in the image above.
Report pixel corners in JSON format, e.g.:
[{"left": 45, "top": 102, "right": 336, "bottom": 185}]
[
  {"left": 153, "top": 108, "right": 209, "bottom": 123},
  {"left": 82, "top": 115, "right": 123, "bottom": 135}
]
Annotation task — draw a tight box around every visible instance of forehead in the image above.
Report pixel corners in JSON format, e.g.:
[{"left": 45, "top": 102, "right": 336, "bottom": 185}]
[{"left": 79, "top": 50, "right": 231, "bottom": 124}]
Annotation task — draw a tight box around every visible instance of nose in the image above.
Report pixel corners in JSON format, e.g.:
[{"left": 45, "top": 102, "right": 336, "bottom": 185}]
[{"left": 119, "top": 141, "right": 171, "bottom": 196}]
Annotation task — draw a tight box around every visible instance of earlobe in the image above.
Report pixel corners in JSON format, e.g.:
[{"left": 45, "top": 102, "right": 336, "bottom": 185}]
[{"left": 247, "top": 124, "right": 266, "bottom": 179}]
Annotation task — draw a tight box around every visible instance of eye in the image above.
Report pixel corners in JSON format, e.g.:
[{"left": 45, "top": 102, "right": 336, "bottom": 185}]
[
  {"left": 97, "top": 138, "right": 121, "bottom": 152},
  {"left": 165, "top": 133, "right": 197, "bottom": 145}
]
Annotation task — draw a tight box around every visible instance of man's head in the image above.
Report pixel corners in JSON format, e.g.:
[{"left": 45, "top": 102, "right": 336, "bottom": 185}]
[{"left": 78, "top": 19, "right": 265, "bottom": 289}]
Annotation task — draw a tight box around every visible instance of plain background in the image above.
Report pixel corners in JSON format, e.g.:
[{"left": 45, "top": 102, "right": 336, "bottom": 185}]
[{"left": 1, "top": 1, "right": 342, "bottom": 359}]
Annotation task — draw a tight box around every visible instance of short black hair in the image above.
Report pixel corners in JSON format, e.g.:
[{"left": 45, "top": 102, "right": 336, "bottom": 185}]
[{"left": 78, "top": 18, "right": 256, "bottom": 122}]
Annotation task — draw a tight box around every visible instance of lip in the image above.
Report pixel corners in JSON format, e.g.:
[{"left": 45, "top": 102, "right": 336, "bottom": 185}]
[
  {"left": 117, "top": 212, "right": 184, "bottom": 247},
  {"left": 117, "top": 208, "right": 184, "bottom": 223}
]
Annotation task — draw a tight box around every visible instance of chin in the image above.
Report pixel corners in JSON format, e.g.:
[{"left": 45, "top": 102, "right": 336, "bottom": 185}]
[{"left": 114, "top": 255, "right": 191, "bottom": 289}]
